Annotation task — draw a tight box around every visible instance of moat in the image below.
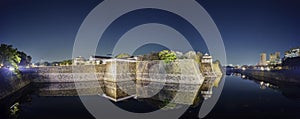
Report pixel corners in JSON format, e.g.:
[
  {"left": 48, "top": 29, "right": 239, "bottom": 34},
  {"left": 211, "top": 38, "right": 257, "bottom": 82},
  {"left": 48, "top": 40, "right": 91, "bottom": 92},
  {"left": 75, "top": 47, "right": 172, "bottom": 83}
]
[{"left": 1, "top": 74, "right": 300, "bottom": 119}]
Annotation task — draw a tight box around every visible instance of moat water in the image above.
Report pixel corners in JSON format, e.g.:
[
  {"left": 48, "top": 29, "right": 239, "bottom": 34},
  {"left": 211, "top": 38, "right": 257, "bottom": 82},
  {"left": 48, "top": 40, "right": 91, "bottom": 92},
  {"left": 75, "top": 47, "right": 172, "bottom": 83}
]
[{"left": 1, "top": 75, "right": 300, "bottom": 119}]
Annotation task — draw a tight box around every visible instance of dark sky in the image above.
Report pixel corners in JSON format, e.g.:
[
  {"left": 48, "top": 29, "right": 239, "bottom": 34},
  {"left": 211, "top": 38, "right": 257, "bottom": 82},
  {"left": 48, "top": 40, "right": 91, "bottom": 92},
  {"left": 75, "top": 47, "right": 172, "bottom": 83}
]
[{"left": 0, "top": 0, "right": 300, "bottom": 65}]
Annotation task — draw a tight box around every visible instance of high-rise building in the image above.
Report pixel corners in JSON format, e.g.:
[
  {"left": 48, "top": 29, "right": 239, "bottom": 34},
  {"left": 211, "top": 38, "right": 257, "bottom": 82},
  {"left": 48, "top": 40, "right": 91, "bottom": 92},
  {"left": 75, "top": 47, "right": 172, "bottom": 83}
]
[
  {"left": 275, "top": 52, "right": 281, "bottom": 64},
  {"left": 269, "top": 52, "right": 281, "bottom": 65},
  {"left": 275, "top": 52, "right": 280, "bottom": 59},
  {"left": 259, "top": 53, "right": 267, "bottom": 66},
  {"left": 269, "top": 53, "right": 276, "bottom": 63}
]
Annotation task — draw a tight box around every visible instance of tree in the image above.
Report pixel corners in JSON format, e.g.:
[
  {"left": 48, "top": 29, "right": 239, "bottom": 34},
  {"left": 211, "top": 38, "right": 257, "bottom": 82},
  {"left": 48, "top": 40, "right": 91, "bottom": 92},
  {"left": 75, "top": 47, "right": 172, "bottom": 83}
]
[
  {"left": 141, "top": 52, "right": 160, "bottom": 61},
  {"left": 59, "top": 60, "right": 72, "bottom": 66},
  {"left": 158, "top": 50, "right": 177, "bottom": 63},
  {"left": 17, "top": 51, "right": 32, "bottom": 66},
  {"left": 0, "top": 44, "right": 21, "bottom": 74},
  {"left": 115, "top": 53, "right": 131, "bottom": 59},
  {"left": 42, "top": 62, "right": 50, "bottom": 66},
  {"left": 17, "top": 51, "right": 27, "bottom": 66},
  {"left": 26, "top": 56, "right": 32, "bottom": 65}
]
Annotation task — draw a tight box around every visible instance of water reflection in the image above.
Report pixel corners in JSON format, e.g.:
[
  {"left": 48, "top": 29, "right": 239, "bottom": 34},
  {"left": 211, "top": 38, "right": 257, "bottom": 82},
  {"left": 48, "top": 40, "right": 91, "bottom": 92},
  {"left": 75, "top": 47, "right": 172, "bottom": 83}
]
[
  {"left": 2, "top": 73, "right": 300, "bottom": 118},
  {"left": 228, "top": 72, "right": 300, "bottom": 100},
  {"left": 34, "top": 76, "right": 222, "bottom": 105},
  {"left": 0, "top": 76, "right": 223, "bottom": 118}
]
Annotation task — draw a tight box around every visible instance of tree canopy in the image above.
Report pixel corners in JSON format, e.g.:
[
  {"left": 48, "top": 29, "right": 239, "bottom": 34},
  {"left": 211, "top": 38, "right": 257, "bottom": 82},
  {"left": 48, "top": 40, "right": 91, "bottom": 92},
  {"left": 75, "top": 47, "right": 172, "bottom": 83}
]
[
  {"left": 158, "top": 50, "right": 177, "bottom": 63},
  {"left": 0, "top": 44, "right": 32, "bottom": 72},
  {"left": 115, "top": 53, "right": 131, "bottom": 59},
  {"left": 0, "top": 44, "right": 20, "bottom": 69}
]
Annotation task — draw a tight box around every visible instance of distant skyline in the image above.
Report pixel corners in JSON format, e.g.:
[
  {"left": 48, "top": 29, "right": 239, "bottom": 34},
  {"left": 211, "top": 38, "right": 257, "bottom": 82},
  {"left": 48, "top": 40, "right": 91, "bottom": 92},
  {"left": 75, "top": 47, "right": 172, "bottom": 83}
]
[{"left": 1, "top": 0, "right": 300, "bottom": 65}]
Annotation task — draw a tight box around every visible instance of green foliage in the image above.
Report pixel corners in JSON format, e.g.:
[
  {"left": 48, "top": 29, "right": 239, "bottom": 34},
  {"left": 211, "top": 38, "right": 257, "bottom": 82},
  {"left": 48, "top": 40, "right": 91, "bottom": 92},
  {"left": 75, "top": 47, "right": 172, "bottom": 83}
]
[
  {"left": 17, "top": 51, "right": 31, "bottom": 66},
  {"left": 158, "top": 50, "right": 177, "bottom": 63},
  {"left": 0, "top": 44, "right": 22, "bottom": 74},
  {"left": 115, "top": 53, "right": 131, "bottom": 59},
  {"left": 9, "top": 102, "right": 20, "bottom": 118},
  {"left": 0, "top": 44, "right": 32, "bottom": 78},
  {"left": 59, "top": 60, "right": 72, "bottom": 66}
]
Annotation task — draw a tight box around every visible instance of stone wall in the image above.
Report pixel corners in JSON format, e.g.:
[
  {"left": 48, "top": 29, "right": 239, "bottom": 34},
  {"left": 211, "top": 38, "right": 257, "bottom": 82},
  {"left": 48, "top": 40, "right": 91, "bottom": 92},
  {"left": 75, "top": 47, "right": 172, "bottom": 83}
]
[
  {"left": 104, "top": 60, "right": 136, "bottom": 82},
  {"left": 1, "top": 59, "right": 223, "bottom": 101},
  {"left": 240, "top": 69, "right": 300, "bottom": 83},
  {"left": 0, "top": 70, "right": 32, "bottom": 100},
  {"left": 34, "top": 65, "right": 106, "bottom": 73},
  {"left": 33, "top": 60, "right": 137, "bottom": 83},
  {"left": 33, "top": 59, "right": 221, "bottom": 84},
  {"left": 136, "top": 60, "right": 204, "bottom": 84},
  {"left": 33, "top": 65, "right": 106, "bottom": 82}
]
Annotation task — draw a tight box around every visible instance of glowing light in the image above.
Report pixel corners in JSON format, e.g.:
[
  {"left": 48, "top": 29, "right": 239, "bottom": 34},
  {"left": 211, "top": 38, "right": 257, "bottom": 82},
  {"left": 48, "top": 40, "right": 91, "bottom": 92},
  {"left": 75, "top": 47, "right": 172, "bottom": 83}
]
[
  {"left": 260, "top": 81, "right": 264, "bottom": 85},
  {"left": 9, "top": 67, "right": 15, "bottom": 71},
  {"left": 242, "top": 67, "right": 246, "bottom": 71},
  {"left": 242, "top": 75, "right": 246, "bottom": 79},
  {"left": 266, "top": 67, "right": 271, "bottom": 71},
  {"left": 260, "top": 67, "right": 265, "bottom": 71}
]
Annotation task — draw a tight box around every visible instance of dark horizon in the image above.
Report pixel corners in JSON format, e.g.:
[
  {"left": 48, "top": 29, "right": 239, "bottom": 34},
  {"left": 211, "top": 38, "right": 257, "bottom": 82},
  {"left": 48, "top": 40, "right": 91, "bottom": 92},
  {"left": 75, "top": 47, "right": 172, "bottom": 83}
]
[{"left": 1, "top": 0, "right": 300, "bottom": 65}]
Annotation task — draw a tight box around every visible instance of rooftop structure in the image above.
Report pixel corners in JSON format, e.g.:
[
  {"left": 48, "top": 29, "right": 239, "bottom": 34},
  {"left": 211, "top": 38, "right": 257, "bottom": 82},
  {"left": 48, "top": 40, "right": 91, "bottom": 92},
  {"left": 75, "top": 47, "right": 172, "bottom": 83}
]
[
  {"left": 73, "top": 56, "right": 86, "bottom": 65},
  {"left": 201, "top": 53, "right": 213, "bottom": 64},
  {"left": 259, "top": 53, "right": 267, "bottom": 66}
]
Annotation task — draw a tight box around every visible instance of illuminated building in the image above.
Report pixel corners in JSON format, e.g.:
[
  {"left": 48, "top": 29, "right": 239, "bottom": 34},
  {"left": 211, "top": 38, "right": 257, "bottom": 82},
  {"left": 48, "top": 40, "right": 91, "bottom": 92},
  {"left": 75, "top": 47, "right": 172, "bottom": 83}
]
[
  {"left": 73, "top": 56, "right": 86, "bottom": 65},
  {"left": 284, "top": 47, "right": 300, "bottom": 59},
  {"left": 259, "top": 53, "right": 267, "bottom": 66},
  {"left": 269, "top": 52, "right": 281, "bottom": 65}
]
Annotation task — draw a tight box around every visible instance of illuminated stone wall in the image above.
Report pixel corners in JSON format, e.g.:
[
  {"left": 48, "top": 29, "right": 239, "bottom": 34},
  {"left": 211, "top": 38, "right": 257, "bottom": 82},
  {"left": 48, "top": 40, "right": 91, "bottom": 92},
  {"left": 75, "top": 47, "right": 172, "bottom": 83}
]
[
  {"left": 136, "top": 59, "right": 205, "bottom": 84},
  {"left": 33, "top": 65, "right": 106, "bottom": 82},
  {"left": 0, "top": 70, "right": 32, "bottom": 100}
]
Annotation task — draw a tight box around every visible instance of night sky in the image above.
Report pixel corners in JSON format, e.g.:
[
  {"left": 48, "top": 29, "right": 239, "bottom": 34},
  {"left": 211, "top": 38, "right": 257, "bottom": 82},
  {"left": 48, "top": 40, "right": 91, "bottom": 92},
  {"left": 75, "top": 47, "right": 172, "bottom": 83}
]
[{"left": 0, "top": 0, "right": 300, "bottom": 65}]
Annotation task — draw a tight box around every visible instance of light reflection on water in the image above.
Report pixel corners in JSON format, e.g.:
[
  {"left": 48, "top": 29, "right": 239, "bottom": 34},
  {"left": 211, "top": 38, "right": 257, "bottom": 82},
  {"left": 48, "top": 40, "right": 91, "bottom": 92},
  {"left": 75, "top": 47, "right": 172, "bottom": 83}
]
[{"left": 1, "top": 75, "right": 300, "bottom": 119}]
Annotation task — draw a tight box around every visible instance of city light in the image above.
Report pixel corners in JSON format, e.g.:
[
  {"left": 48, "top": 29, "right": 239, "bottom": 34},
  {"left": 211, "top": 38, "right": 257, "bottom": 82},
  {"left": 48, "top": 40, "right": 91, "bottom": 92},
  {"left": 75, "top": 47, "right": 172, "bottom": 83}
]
[
  {"left": 242, "top": 67, "right": 246, "bottom": 71},
  {"left": 260, "top": 81, "right": 264, "bottom": 85},
  {"left": 9, "top": 67, "right": 15, "bottom": 71}
]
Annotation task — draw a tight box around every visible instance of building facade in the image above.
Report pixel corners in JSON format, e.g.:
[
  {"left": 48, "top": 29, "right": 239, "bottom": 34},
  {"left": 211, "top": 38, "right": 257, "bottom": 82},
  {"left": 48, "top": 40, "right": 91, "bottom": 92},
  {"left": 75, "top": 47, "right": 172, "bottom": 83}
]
[
  {"left": 259, "top": 53, "right": 267, "bottom": 66},
  {"left": 269, "top": 52, "right": 281, "bottom": 65},
  {"left": 73, "top": 56, "right": 86, "bottom": 65},
  {"left": 89, "top": 56, "right": 112, "bottom": 65}
]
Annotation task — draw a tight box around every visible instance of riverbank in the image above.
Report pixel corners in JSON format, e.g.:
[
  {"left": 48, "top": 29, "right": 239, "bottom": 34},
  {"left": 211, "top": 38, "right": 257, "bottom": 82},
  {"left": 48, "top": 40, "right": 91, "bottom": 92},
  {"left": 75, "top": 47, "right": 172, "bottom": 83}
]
[
  {"left": 0, "top": 69, "right": 33, "bottom": 100},
  {"left": 234, "top": 69, "right": 300, "bottom": 84}
]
